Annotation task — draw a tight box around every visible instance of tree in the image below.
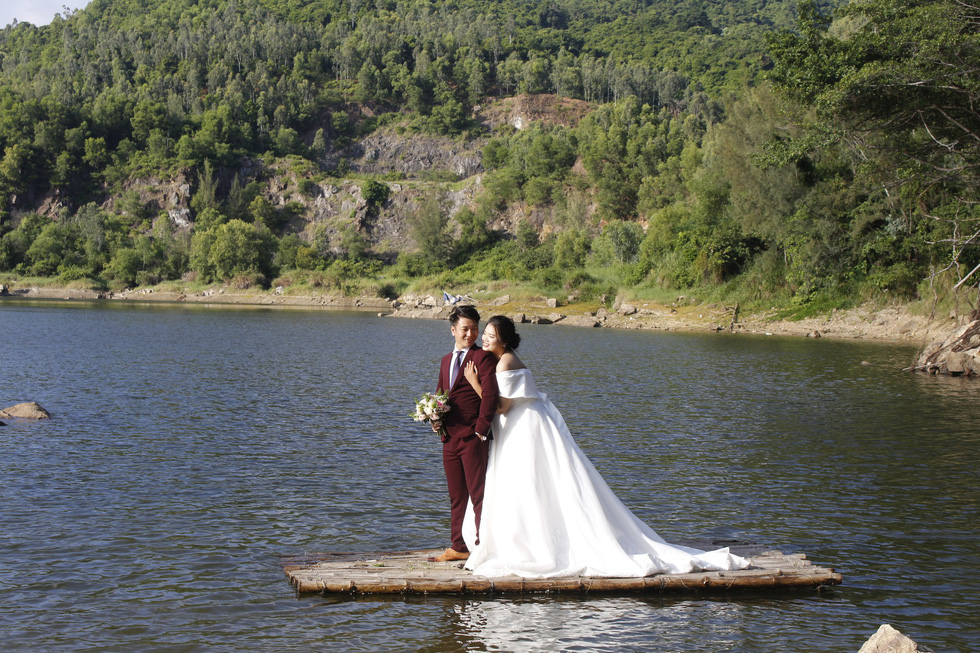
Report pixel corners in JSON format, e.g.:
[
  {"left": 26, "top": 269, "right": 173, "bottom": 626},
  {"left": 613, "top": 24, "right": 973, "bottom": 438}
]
[
  {"left": 105, "top": 248, "right": 142, "bottom": 286},
  {"left": 409, "top": 191, "right": 450, "bottom": 263},
  {"left": 0, "top": 213, "right": 51, "bottom": 271},
  {"left": 339, "top": 224, "right": 370, "bottom": 260},
  {"left": 768, "top": 0, "right": 980, "bottom": 295},
  {"left": 225, "top": 174, "right": 247, "bottom": 221},
  {"left": 554, "top": 229, "right": 590, "bottom": 268},
  {"left": 191, "top": 219, "right": 271, "bottom": 282},
  {"left": 361, "top": 180, "right": 390, "bottom": 206},
  {"left": 711, "top": 87, "right": 807, "bottom": 244},
  {"left": 0, "top": 144, "right": 32, "bottom": 213},
  {"left": 26, "top": 223, "right": 85, "bottom": 276},
  {"left": 131, "top": 100, "right": 168, "bottom": 145},
  {"left": 191, "top": 160, "right": 220, "bottom": 215},
  {"left": 311, "top": 128, "right": 327, "bottom": 158},
  {"left": 453, "top": 207, "right": 493, "bottom": 263},
  {"left": 591, "top": 220, "right": 644, "bottom": 265},
  {"left": 355, "top": 62, "right": 380, "bottom": 103}
]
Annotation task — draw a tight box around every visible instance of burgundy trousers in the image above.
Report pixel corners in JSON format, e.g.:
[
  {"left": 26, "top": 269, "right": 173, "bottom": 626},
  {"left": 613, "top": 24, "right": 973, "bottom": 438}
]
[{"left": 442, "top": 433, "right": 489, "bottom": 552}]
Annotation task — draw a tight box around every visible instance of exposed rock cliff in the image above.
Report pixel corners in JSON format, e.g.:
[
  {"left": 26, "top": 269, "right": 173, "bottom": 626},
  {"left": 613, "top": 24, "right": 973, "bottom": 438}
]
[{"left": 330, "top": 129, "right": 485, "bottom": 178}]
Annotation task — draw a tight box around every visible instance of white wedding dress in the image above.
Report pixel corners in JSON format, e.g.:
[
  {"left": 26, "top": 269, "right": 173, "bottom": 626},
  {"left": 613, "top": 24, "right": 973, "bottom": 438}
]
[{"left": 462, "top": 368, "right": 749, "bottom": 579}]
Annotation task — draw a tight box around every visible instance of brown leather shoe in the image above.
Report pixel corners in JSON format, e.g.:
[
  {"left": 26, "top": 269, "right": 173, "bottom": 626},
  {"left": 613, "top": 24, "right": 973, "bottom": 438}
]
[{"left": 427, "top": 547, "right": 470, "bottom": 562}]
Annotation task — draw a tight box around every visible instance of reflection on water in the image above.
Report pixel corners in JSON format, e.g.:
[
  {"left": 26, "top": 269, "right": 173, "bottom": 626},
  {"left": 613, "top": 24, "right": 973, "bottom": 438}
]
[
  {"left": 1, "top": 300, "right": 978, "bottom": 652},
  {"left": 448, "top": 597, "right": 751, "bottom": 652}
]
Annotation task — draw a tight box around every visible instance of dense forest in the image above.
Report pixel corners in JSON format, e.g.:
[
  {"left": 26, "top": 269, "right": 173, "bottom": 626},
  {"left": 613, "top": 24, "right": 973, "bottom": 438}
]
[{"left": 0, "top": 0, "right": 977, "bottom": 314}]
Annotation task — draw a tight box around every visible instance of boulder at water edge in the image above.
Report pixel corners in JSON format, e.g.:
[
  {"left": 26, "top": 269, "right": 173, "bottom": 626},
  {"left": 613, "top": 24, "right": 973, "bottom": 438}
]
[
  {"left": 0, "top": 402, "right": 52, "bottom": 419},
  {"left": 858, "top": 624, "right": 927, "bottom": 653},
  {"left": 913, "top": 317, "right": 980, "bottom": 376}
]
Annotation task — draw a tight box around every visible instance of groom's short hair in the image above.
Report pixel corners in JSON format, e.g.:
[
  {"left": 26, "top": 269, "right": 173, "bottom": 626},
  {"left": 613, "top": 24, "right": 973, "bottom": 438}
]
[{"left": 449, "top": 305, "right": 480, "bottom": 325}]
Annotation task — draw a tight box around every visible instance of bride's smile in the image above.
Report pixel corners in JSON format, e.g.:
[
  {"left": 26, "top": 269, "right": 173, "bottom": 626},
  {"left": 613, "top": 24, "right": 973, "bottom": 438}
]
[{"left": 481, "top": 326, "right": 504, "bottom": 355}]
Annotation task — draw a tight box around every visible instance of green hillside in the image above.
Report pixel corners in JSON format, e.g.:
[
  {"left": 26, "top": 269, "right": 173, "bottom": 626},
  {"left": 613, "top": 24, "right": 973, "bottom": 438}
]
[{"left": 0, "top": 0, "right": 976, "bottom": 315}]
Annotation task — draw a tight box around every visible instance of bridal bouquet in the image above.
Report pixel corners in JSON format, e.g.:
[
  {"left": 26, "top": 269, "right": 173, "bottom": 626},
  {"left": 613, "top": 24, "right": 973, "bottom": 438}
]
[{"left": 411, "top": 391, "right": 450, "bottom": 437}]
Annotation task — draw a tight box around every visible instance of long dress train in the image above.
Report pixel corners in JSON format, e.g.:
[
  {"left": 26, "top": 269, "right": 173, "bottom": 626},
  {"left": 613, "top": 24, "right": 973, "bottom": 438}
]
[{"left": 463, "top": 368, "right": 749, "bottom": 579}]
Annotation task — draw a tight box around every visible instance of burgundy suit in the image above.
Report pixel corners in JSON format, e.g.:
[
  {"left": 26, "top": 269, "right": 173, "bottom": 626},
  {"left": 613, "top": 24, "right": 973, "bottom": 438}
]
[{"left": 437, "top": 345, "right": 499, "bottom": 552}]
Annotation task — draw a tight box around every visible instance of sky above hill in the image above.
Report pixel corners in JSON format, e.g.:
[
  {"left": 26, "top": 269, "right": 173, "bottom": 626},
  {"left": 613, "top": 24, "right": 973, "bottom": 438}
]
[{"left": 1, "top": 0, "right": 90, "bottom": 28}]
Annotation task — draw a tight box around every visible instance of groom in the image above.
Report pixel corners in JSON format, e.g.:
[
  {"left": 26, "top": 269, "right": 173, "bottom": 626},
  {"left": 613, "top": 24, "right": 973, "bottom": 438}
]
[{"left": 429, "top": 305, "right": 499, "bottom": 562}]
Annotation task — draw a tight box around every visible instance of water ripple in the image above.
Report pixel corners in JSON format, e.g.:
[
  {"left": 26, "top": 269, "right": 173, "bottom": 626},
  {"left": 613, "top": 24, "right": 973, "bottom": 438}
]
[{"left": 0, "top": 303, "right": 977, "bottom": 651}]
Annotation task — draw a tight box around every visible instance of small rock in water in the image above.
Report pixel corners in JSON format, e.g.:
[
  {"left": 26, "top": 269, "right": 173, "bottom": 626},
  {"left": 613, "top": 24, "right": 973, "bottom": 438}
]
[
  {"left": 858, "top": 624, "right": 926, "bottom": 653},
  {"left": 861, "top": 361, "right": 873, "bottom": 366},
  {"left": 0, "top": 402, "right": 52, "bottom": 419}
]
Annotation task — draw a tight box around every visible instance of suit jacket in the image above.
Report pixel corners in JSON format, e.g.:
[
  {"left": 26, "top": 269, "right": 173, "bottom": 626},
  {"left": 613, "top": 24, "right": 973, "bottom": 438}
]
[{"left": 437, "top": 345, "right": 499, "bottom": 441}]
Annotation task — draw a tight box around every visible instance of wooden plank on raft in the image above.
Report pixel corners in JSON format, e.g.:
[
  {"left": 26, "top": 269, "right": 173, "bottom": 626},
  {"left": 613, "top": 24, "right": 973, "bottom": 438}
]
[{"left": 280, "top": 545, "right": 843, "bottom": 596}]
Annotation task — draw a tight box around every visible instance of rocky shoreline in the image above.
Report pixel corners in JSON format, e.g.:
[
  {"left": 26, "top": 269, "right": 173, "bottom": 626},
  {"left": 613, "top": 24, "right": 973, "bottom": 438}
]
[
  {"left": 1, "top": 283, "right": 953, "bottom": 344},
  {"left": 389, "top": 292, "right": 954, "bottom": 344}
]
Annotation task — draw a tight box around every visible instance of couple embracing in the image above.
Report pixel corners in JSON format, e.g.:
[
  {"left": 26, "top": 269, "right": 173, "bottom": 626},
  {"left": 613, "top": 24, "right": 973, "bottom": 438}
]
[{"left": 430, "top": 305, "right": 749, "bottom": 579}]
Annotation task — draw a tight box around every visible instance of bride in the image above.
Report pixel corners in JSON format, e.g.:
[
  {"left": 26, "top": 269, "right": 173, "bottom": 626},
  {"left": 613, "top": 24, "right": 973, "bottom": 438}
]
[{"left": 459, "top": 315, "right": 749, "bottom": 579}]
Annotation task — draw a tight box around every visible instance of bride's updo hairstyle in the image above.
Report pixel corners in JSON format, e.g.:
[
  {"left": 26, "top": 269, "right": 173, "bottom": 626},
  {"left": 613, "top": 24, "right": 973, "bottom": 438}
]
[{"left": 487, "top": 315, "right": 521, "bottom": 351}]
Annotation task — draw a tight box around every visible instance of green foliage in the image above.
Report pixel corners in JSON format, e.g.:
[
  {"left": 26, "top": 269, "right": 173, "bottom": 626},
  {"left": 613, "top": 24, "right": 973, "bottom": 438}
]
[
  {"left": 105, "top": 248, "right": 142, "bottom": 286},
  {"left": 249, "top": 195, "right": 279, "bottom": 230},
  {"left": 766, "top": 0, "right": 980, "bottom": 293},
  {"left": 591, "top": 221, "right": 644, "bottom": 265},
  {"left": 0, "top": 0, "right": 968, "bottom": 305},
  {"left": 338, "top": 225, "right": 370, "bottom": 260},
  {"left": 191, "top": 160, "right": 220, "bottom": 215},
  {"left": 296, "top": 178, "right": 318, "bottom": 197},
  {"left": 190, "top": 219, "right": 273, "bottom": 283},
  {"left": 58, "top": 265, "right": 92, "bottom": 283},
  {"left": 26, "top": 223, "right": 86, "bottom": 276},
  {"left": 516, "top": 220, "right": 539, "bottom": 251},
  {"left": 554, "top": 229, "right": 590, "bottom": 269},
  {"left": 361, "top": 180, "right": 390, "bottom": 206},
  {"left": 396, "top": 252, "right": 446, "bottom": 278},
  {"left": 408, "top": 191, "right": 451, "bottom": 264},
  {"left": 195, "top": 207, "right": 227, "bottom": 232},
  {"left": 523, "top": 177, "right": 554, "bottom": 206},
  {"left": 453, "top": 207, "right": 494, "bottom": 264},
  {"left": 274, "top": 234, "right": 303, "bottom": 270}
]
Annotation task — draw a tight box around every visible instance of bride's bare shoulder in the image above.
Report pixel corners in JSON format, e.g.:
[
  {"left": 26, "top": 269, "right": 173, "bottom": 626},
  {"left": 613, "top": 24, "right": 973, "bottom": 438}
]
[{"left": 496, "top": 351, "right": 527, "bottom": 372}]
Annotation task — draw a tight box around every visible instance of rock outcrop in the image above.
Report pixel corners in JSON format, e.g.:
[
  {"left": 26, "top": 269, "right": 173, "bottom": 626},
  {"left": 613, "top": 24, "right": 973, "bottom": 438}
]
[
  {"left": 911, "top": 315, "right": 980, "bottom": 375},
  {"left": 478, "top": 94, "right": 593, "bottom": 130},
  {"left": 339, "top": 130, "right": 484, "bottom": 178},
  {"left": 0, "top": 402, "right": 52, "bottom": 419}
]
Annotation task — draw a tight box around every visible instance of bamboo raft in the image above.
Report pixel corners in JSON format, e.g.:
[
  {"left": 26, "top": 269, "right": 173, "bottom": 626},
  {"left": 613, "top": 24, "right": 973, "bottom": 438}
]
[{"left": 281, "top": 543, "right": 842, "bottom": 596}]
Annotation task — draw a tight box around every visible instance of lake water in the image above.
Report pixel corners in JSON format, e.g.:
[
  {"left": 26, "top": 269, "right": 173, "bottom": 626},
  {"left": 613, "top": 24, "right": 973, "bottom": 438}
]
[{"left": 0, "top": 300, "right": 977, "bottom": 652}]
